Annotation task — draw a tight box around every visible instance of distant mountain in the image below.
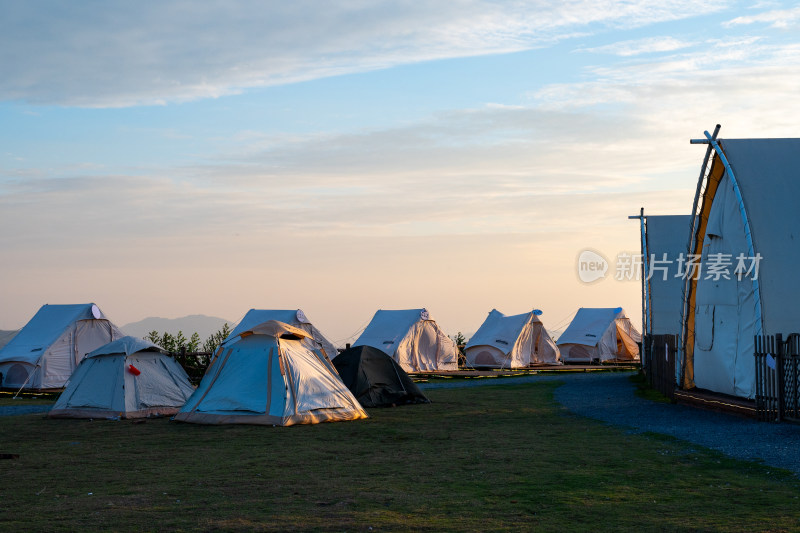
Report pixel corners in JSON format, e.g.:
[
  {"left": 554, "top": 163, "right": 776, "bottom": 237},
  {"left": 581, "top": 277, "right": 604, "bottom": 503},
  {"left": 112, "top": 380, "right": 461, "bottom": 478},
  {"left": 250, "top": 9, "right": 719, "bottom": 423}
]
[
  {"left": 121, "top": 315, "right": 234, "bottom": 341},
  {"left": 0, "top": 329, "right": 19, "bottom": 350}
]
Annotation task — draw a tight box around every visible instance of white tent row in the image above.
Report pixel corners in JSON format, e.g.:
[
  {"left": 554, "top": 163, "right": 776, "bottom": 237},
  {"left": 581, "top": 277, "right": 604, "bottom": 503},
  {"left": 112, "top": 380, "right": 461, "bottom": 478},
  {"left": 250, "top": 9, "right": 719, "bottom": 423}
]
[
  {"left": 352, "top": 309, "right": 458, "bottom": 372},
  {"left": 557, "top": 308, "right": 640, "bottom": 364},
  {"left": 465, "top": 309, "right": 560, "bottom": 368}
]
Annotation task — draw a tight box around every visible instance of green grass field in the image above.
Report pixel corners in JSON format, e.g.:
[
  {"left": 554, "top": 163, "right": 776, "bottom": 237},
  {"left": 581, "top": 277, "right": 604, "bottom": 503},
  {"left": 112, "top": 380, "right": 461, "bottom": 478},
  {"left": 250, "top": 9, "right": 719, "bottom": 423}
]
[{"left": 1, "top": 382, "right": 798, "bottom": 531}]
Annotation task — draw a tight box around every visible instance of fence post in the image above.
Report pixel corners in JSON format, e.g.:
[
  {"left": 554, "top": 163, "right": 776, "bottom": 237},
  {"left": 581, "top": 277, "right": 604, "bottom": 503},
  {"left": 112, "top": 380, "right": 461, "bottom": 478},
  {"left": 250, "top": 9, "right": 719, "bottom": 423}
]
[
  {"left": 793, "top": 336, "right": 799, "bottom": 419},
  {"left": 754, "top": 335, "right": 761, "bottom": 421},
  {"left": 776, "top": 333, "right": 784, "bottom": 422},
  {"left": 668, "top": 334, "right": 676, "bottom": 401}
]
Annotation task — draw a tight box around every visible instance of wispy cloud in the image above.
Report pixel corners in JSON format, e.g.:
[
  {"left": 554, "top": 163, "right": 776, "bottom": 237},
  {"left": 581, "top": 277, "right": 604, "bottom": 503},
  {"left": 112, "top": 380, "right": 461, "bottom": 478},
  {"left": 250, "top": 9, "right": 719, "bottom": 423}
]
[
  {"left": 577, "top": 36, "right": 695, "bottom": 56},
  {"left": 0, "top": 0, "right": 726, "bottom": 107},
  {"left": 724, "top": 6, "right": 800, "bottom": 29}
]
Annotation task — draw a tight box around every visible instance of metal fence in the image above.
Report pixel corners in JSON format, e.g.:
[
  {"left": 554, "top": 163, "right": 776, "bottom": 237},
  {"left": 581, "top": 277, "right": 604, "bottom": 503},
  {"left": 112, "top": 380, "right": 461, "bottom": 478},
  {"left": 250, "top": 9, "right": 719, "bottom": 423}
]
[
  {"left": 642, "top": 334, "right": 677, "bottom": 401},
  {"left": 173, "top": 348, "right": 213, "bottom": 384},
  {"left": 754, "top": 334, "right": 800, "bottom": 422}
]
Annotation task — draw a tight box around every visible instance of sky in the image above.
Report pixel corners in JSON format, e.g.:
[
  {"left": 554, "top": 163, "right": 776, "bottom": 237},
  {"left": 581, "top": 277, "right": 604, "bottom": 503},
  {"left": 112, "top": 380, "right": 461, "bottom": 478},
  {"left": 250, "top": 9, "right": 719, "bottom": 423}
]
[{"left": 2, "top": 0, "right": 800, "bottom": 345}]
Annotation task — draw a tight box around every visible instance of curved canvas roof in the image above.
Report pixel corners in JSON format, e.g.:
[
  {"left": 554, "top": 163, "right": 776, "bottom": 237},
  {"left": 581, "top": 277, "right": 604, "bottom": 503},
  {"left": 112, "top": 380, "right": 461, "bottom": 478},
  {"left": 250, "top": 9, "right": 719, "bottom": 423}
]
[
  {"left": 720, "top": 138, "right": 800, "bottom": 333},
  {"left": 680, "top": 135, "right": 800, "bottom": 399}
]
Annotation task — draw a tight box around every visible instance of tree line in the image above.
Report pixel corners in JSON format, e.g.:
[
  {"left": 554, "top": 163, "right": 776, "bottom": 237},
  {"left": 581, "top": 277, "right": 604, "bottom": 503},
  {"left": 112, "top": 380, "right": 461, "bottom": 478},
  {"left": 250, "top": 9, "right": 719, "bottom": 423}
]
[{"left": 145, "top": 324, "right": 232, "bottom": 354}]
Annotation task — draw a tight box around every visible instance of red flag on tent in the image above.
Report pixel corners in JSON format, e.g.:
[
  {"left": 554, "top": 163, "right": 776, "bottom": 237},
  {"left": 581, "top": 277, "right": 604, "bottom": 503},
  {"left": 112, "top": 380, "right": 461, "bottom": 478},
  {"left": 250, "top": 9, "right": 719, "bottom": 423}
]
[{"left": 127, "top": 364, "right": 141, "bottom": 376}]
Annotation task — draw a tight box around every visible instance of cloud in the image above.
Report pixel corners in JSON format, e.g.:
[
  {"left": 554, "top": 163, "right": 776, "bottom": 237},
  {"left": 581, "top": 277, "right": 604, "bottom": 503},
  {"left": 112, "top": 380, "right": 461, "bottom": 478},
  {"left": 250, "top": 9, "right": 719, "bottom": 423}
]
[
  {"left": 529, "top": 36, "right": 800, "bottom": 139},
  {"left": 724, "top": 6, "right": 800, "bottom": 29},
  {"left": 0, "top": 100, "right": 694, "bottom": 269},
  {"left": 577, "top": 36, "right": 695, "bottom": 56},
  {"left": 0, "top": 0, "right": 726, "bottom": 107}
]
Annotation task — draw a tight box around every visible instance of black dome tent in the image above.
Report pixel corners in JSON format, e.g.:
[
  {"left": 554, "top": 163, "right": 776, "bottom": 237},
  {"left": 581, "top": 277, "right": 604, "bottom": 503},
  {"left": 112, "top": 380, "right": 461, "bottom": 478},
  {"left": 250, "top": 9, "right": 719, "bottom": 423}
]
[{"left": 333, "top": 346, "right": 429, "bottom": 408}]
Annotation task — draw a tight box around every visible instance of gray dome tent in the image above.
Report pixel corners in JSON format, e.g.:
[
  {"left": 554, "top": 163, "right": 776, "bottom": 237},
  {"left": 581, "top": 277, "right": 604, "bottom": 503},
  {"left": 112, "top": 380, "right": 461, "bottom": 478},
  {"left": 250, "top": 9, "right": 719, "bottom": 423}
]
[
  {"left": 333, "top": 345, "right": 430, "bottom": 407},
  {"left": 49, "top": 336, "right": 195, "bottom": 419}
]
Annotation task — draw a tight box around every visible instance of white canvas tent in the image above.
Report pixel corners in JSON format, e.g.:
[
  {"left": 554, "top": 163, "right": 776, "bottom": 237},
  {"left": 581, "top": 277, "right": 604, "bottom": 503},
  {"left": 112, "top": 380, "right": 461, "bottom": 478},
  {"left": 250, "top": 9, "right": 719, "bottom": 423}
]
[
  {"left": 49, "top": 336, "right": 195, "bottom": 419},
  {"left": 352, "top": 309, "right": 458, "bottom": 372},
  {"left": 681, "top": 132, "right": 800, "bottom": 399},
  {"left": 557, "top": 308, "right": 641, "bottom": 364},
  {"left": 0, "top": 303, "right": 125, "bottom": 390},
  {"left": 465, "top": 309, "right": 560, "bottom": 368},
  {"left": 227, "top": 309, "right": 337, "bottom": 359},
  {"left": 175, "top": 320, "right": 367, "bottom": 426}
]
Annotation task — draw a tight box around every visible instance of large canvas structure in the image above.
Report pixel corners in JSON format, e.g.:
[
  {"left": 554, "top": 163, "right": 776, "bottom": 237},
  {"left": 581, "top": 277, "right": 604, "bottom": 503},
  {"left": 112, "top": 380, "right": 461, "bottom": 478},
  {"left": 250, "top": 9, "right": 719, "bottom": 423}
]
[
  {"left": 49, "top": 337, "right": 195, "bottom": 419},
  {"left": 352, "top": 309, "right": 458, "bottom": 372},
  {"left": 0, "top": 304, "right": 125, "bottom": 389},
  {"left": 639, "top": 215, "right": 691, "bottom": 336},
  {"left": 175, "top": 320, "right": 367, "bottom": 425},
  {"left": 333, "top": 345, "right": 430, "bottom": 407},
  {"left": 557, "top": 308, "right": 640, "bottom": 364},
  {"left": 465, "top": 309, "right": 560, "bottom": 368},
  {"left": 227, "top": 309, "right": 338, "bottom": 359},
  {"left": 680, "top": 131, "right": 800, "bottom": 399}
]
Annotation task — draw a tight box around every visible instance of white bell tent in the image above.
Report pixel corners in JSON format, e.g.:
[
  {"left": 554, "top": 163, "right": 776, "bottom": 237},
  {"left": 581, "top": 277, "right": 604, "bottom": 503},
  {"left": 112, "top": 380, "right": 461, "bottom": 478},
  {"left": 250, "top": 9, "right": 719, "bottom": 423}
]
[
  {"left": 352, "top": 309, "right": 458, "bottom": 372},
  {"left": 175, "top": 320, "right": 367, "bottom": 426},
  {"left": 0, "top": 303, "right": 125, "bottom": 390},
  {"left": 681, "top": 130, "right": 800, "bottom": 399},
  {"left": 465, "top": 309, "right": 560, "bottom": 368},
  {"left": 557, "top": 308, "right": 641, "bottom": 364},
  {"left": 48, "top": 336, "right": 195, "bottom": 419},
  {"left": 227, "top": 309, "right": 337, "bottom": 359}
]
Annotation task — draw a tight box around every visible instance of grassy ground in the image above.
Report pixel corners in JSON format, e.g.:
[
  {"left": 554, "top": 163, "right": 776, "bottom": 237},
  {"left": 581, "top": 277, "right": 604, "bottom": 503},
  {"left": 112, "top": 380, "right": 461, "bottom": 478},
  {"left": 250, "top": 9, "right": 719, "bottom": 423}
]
[
  {"left": 0, "top": 395, "right": 58, "bottom": 406},
  {"left": 0, "top": 398, "right": 57, "bottom": 406},
  {"left": 1, "top": 382, "right": 798, "bottom": 532},
  {"left": 629, "top": 372, "right": 673, "bottom": 404}
]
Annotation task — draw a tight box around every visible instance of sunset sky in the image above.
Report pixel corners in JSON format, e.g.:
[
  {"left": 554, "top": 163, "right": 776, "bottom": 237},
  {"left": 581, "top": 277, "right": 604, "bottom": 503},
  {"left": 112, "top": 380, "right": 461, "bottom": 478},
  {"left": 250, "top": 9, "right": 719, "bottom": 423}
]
[{"left": 2, "top": 1, "right": 799, "bottom": 344}]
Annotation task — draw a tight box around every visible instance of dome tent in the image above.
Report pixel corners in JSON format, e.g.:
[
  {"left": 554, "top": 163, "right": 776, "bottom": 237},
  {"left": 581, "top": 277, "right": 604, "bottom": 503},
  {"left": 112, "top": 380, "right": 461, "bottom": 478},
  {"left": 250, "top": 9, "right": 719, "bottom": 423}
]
[
  {"left": 49, "top": 336, "right": 195, "bottom": 419},
  {"left": 352, "top": 309, "right": 458, "bottom": 372},
  {"left": 557, "top": 308, "right": 640, "bottom": 364},
  {"left": 226, "top": 309, "right": 338, "bottom": 360},
  {"left": 0, "top": 303, "right": 125, "bottom": 390},
  {"left": 465, "top": 309, "right": 560, "bottom": 368},
  {"left": 333, "top": 345, "right": 430, "bottom": 407},
  {"left": 175, "top": 320, "right": 367, "bottom": 426}
]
